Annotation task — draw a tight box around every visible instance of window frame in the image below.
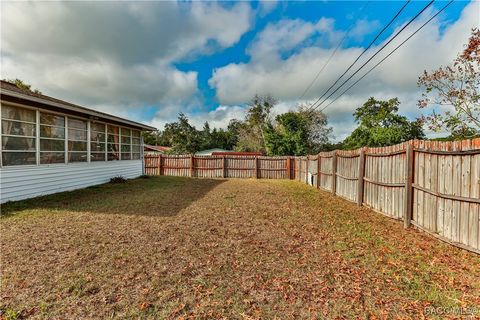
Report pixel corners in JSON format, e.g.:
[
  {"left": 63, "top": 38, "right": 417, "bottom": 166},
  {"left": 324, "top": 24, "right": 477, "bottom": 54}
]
[
  {"left": 39, "top": 111, "right": 66, "bottom": 165},
  {"left": 1, "top": 103, "right": 38, "bottom": 167},
  {"left": 89, "top": 120, "right": 107, "bottom": 162},
  {"left": 120, "top": 127, "right": 132, "bottom": 161},
  {"left": 67, "top": 116, "right": 88, "bottom": 163}
]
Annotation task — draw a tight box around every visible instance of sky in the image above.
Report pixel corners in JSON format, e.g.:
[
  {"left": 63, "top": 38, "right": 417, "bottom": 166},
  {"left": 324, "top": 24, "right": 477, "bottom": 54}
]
[{"left": 1, "top": 1, "right": 479, "bottom": 141}]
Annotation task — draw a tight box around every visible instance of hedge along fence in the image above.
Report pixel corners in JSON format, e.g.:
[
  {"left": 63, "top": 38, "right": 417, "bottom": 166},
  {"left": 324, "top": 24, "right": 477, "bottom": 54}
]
[
  {"left": 295, "top": 138, "right": 480, "bottom": 255},
  {"left": 144, "top": 138, "right": 480, "bottom": 254},
  {"left": 144, "top": 155, "right": 294, "bottom": 179}
]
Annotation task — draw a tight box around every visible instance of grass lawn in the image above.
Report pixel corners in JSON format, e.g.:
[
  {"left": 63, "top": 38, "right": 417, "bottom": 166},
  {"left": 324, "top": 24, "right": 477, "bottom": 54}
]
[{"left": 1, "top": 176, "right": 479, "bottom": 319}]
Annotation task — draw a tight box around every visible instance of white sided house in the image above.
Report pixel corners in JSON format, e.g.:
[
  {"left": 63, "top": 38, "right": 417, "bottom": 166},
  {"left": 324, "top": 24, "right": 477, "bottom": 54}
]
[{"left": 0, "top": 81, "right": 155, "bottom": 203}]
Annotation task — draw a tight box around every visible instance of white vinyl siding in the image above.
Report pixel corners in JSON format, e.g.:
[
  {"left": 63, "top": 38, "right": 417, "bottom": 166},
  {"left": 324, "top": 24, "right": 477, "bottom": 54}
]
[{"left": 0, "top": 160, "right": 142, "bottom": 203}]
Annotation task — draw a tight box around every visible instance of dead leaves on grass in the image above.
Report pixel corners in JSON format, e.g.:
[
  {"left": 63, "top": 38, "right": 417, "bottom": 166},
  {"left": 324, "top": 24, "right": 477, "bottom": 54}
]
[{"left": 1, "top": 178, "right": 479, "bottom": 319}]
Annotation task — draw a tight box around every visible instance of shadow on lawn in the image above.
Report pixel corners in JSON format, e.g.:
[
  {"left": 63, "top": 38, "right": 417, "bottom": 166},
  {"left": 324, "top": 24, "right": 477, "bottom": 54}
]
[{"left": 1, "top": 176, "right": 226, "bottom": 218}]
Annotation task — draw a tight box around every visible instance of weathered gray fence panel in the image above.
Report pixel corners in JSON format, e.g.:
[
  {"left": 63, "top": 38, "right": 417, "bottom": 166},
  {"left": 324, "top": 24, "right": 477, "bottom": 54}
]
[
  {"left": 411, "top": 139, "right": 480, "bottom": 253},
  {"left": 335, "top": 151, "right": 360, "bottom": 202}
]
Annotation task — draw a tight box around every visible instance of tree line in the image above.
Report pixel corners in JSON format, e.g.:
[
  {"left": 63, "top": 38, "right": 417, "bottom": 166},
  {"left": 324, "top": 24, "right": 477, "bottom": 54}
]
[{"left": 144, "top": 96, "right": 333, "bottom": 155}]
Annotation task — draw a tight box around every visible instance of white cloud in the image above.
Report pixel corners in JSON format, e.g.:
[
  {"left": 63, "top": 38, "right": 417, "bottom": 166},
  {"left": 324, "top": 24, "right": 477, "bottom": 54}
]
[
  {"left": 147, "top": 104, "right": 248, "bottom": 132},
  {"left": 258, "top": 0, "right": 278, "bottom": 17},
  {"left": 208, "top": 1, "right": 479, "bottom": 140},
  {"left": 1, "top": 1, "right": 252, "bottom": 118},
  {"left": 349, "top": 19, "right": 381, "bottom": 41}
]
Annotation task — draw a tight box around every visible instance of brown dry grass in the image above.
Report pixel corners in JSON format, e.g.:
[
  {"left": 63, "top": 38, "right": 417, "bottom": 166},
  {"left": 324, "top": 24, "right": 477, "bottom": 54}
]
[{"left": 1, "top": 176, "right": 479, "bottom": 319}]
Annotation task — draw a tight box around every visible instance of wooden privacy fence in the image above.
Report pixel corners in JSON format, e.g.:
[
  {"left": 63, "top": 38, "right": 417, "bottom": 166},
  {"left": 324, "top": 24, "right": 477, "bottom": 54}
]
[
  {"left": 295, "top": 138, "right": 480, "bottom": 255},
  {"left": 144, "top": 138, "right": 480, "bottom": 254},
  {"left": 144, "top": 155, "right": 294, "bottom": 179}
]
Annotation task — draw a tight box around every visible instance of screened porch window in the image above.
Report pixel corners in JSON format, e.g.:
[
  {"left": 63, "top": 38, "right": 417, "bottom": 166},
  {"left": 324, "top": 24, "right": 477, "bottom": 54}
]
[
  {"left": 1, "top": 104, "right": 143, "bottom": 166},
  {"left": 132, "top": 130, "right": 141, "bottom": 160},
  {"left": 68, "top": 118, "right": 87, "bottom": 162},
  {"left": 107, "top": 125, "right": 119, "bottom": 161},
  {"left": 90, "top": 122, "right": 106, "bottom": 161},
  {"left": 120, "top": 128, "right": 131, "bottom": 160},
  {"left": 1, "top": 105, "right": 37, "bottom": 166},
  {"left": 40, "top": 113, "right": 65, "bottom": 164}
]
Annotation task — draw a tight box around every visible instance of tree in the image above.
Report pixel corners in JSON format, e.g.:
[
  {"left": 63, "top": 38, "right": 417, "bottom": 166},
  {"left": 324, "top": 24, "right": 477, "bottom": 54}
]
[
  {"left": 199, "top": 122, "right": 212, "bottom": 150},
  {"left": 161, "top": 113, "right": 201, "bottom": 154},
  {"left": 142, "top": 130, "right": 164, "bottom": 146},
  {"left": 418, "top": 28, "right": 480, "bottom": 139},
  {"left": 4, "top": 78, "right": 42, "bottom": 94},
  {"left": 265, "top": 112, "right": 309, "bottom": 156},
  {"left": 298, "top": 105, "right": 332, "bottom": 154},
  {"left": 235, "top": 95, "right": 276, "bottom": 153},
  {"left": 343, "top": 97, "right": 425, "bottom": 149},
  {"left": 265, "top": 106, "right": 332, "bottom": 156}
]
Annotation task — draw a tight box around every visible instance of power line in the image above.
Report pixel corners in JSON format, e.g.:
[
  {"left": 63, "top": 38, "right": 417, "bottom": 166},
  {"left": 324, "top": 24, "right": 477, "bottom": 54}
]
[
  {"left": 298, "top": 1, "right": 370, "bottom": 101},
  {"left": 307, "top": 0, "right": 435, "bottom": 113},
  {"left": 317, "top": 0, "right": 453, "bottom": 113},
  {"left": 305, "top": 0, "right": 411, "bottom": 110}
]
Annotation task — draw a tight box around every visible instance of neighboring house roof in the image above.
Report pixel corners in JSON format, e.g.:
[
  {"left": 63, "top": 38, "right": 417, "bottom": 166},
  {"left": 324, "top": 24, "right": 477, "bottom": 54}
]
[
  {"left": 0, "top": 80, "right": 156, "bottom": 131},
  {"left": 211, "top": 151, "right": 263, "bottom": 156},
  {"left": 195, "top": 148, "right": 229, "bottom": 155},
  {"left": 144, "top": 145, "right": 171, "bottom": 152}
]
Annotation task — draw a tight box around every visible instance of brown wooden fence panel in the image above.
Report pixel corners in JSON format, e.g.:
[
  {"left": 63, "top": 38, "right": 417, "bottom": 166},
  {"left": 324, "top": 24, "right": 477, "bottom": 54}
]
[
  {"left": 162, "top": 155, "right": 190, "bottom": 177},
  {"left": 258, "top": 157, "right": 289, "bottom": 179},
  {"left": 225, "top": 156, "right": 256, "bottom": 178},
  {"left": 194, "top": 156, "right": 223, "bottom": 178}
]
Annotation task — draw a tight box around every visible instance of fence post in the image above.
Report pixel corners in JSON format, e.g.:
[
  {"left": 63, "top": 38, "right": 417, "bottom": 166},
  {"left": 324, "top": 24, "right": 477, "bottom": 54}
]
[
  {"left": 357, "top": 149, "right": 365, "bottom": 206},
  {"left": 332, "top": 151, "right": 337, "bottom": 194},
  {"left": 316, "top": 154, "right": 321, "bottom": 189},
  {"left": 255, "top": 156, "right": 258, "bottom": 179},
  {"left": 306, "top": 157, "right": 309, "bottom": 184},
  {"left": 222, "top": 155, "right": 226, "bottom": 178},
  {"left": 158, "top": 154, "right": 162, "bottom": 176},
  {"left": 286, "top": 157, "right": 291, "bottom": 180},
  {"left": 190, "top": 155, "right": 194, "bottom": 177},
  {"left": 404, "top": 143, "right": 414, "bottom": 228},
  {"left": 298, "top": 158, "right": 301, "bottom": 181},
  {"left": 290, "top": 157, "right": 297, "bottom": 180}
]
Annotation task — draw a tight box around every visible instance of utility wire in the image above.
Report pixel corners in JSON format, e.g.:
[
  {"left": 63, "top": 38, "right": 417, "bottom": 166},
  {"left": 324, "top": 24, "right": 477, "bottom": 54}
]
[
  {"left": 305, "top": 0, "right": 411, "bottom": 110},
  {"left": 317, "top": 0, "right": 453, "bottom": 113},
  {"left": 307, "top": 0, "right": 435, "bottom": 113},
  {"left": 298, "top": 1, "right": 370, "bottom": 101}
]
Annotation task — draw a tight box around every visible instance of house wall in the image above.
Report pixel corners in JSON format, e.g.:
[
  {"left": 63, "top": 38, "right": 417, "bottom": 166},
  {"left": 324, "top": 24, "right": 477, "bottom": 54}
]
[{"left": 0, "top": 160, "right": 143, "bottom": 203}]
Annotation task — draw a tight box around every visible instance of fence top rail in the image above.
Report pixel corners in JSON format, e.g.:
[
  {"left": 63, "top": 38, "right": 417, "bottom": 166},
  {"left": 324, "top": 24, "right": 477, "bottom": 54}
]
[
  {"left": 365, "top": 149, "right": 406, "bottom": 157},
  {"left": 148, "top": 155, "right": 292, "bottom": 160},
  {"left": 413, "top": 148, "right": 480, "bottom": 155},
  {"left": 336, "top": 153, "right": 360, "bottom": 158}
]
